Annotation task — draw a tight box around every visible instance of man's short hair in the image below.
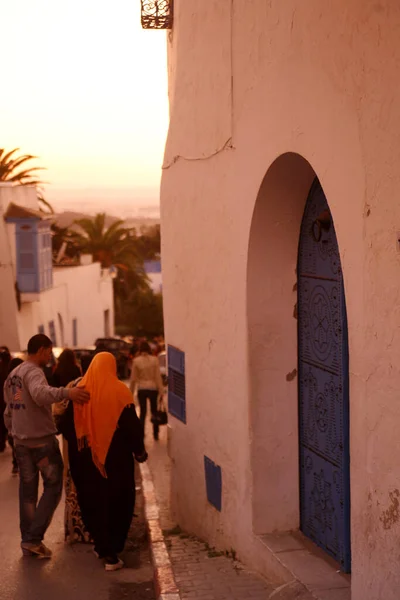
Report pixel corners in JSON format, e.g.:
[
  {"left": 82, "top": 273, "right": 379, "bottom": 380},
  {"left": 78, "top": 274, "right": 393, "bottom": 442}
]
[{"left": 27, "top": 334, "right": 53, "bottom": 355}]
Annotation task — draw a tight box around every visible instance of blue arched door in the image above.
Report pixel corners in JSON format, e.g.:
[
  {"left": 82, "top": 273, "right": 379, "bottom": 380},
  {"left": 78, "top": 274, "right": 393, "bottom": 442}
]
[{"left": 298, "top": 179, "right": 351, "bottom": 572}]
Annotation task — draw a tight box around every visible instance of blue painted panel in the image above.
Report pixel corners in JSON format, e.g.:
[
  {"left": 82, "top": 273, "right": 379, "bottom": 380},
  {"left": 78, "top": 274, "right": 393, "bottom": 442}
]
[
  {"left": 167, "top": 346, "right": 186, "bottom": 423},
  {"left": 16, "top": 223, "right": 39, "bottom": 293},
  {"left": 298, "top": 364, "right": 343, "bottom": 468},
  {"left": 14, "top": 220, "right": 53, "bottom": 293},
  {"left": 300, "top": 447, "right": 345, "bottom": 563},
  {"left": 298, "top": 183, "right": 342, "bottom": 282},
  {"left": 298, "top": 179, "right": 351, "bottom": 573},
  {"left": 168, "top": 345, "right": 185, "bottom": 375},
  {"left": 298, "top": 278, "right": 342, "bottom": 375},
  {"left": 168, "top": 391, "right": 186, "bottom": 423},
  {"left": 144, "top": 260, "right": 161, "bottom": 274},
  {"left": 37, "top": 223, "right": 53, "bottom": 292},
  {"left": 204, "top": 456, "right": 222, "bottom": 511}
]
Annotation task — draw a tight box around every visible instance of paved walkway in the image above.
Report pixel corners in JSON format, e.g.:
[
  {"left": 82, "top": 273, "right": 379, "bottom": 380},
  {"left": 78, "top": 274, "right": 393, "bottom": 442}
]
[
  {"left": 0, "top": 444, "right": 155, "bottom": 600},
  {"left": 145, "top": 425, "right": 315, "bottom": 600}
]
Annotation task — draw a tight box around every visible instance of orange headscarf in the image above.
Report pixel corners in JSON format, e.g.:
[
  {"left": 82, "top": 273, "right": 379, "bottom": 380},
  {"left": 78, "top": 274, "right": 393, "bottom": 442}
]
[{"left": 73, "top": 352, "right": 133, "bottom": 477}]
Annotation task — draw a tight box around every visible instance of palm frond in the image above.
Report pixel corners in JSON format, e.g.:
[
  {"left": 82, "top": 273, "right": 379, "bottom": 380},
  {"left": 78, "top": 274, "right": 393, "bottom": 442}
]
[
  {"left": 0, "top": 148, "right": 45, "bottom": 188},
  {"left": 0, "top": 148, "right": 20, "bottom": 165},
  {"left": 37, "top": 193, "right": 54, "bottom": 214}
]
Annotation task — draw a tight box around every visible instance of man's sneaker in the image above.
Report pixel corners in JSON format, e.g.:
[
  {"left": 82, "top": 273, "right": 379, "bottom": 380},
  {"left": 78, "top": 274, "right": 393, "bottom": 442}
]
[
  {"left": 104, "top": 557, "right": 124, "bottom": 571},
  {"left": 21, "top": 542, "right": 52, "bottom": 559}
]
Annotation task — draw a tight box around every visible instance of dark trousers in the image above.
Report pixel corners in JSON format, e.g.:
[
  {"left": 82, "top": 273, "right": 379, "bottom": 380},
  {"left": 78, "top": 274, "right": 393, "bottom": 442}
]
[
  {"left": 15, "top": 437, "right": 63, "bottom": 544},
  {"left": 138, "top": 389, "right": 159, "bottom": 439}
]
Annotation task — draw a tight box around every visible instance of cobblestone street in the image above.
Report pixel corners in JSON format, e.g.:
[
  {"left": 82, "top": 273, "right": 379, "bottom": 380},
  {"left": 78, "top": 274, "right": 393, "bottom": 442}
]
[{"left": 145, "top": 425, "right": 315, "bottom": 600}]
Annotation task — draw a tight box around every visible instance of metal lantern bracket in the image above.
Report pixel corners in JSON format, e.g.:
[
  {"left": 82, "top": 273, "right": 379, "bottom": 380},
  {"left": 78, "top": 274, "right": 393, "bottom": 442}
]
[{"left": 141, "top": 0, "right": 173, "bottom": 30}]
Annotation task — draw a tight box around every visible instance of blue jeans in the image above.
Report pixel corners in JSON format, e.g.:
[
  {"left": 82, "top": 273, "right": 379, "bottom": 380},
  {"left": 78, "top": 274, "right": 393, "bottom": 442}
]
[
  {"left": 15, "top": 437, "right": 63, "bottom": 545},
  {"left": 138, "top": 389, "right": 159, "bottom": 438}
]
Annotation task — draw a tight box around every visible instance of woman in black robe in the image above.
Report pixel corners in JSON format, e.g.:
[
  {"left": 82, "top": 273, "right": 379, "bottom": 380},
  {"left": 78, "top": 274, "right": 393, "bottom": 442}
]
[
  {"left": 52, "top": 349, "right": 81, "bottom": 388},
  {"left": 57, "top": 352, "right": 147, "bottom": 571}
]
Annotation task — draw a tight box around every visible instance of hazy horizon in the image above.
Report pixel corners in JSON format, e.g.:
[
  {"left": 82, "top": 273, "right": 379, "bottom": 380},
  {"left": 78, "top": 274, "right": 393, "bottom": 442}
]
[
  {"left": 48, "top": 185, "right": 161, "bottom": 219},
  {"left": 2, "top": 0, "right": 169, "bottom": 212}
]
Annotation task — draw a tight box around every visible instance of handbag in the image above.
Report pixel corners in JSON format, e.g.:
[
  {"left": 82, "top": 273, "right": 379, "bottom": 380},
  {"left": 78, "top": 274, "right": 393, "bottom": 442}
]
[{"left": 151, "top": 396, "right": 168, "bottom": 426}]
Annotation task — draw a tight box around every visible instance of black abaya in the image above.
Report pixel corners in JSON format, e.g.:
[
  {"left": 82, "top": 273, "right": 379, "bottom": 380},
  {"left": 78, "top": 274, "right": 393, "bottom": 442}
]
[{"left": 58, "top": 401, "right": 145, "bottom": 558}]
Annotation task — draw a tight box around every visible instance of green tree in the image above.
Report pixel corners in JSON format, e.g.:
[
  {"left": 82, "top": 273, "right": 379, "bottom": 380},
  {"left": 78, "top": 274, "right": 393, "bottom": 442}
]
[
  {"left": 115, "top": 288, "right": 164, "bottom": 339},
  {"left": 135, "top": 224, "right": 161, "bottom": 261},
  {"left": 0, "top": 147, "right": 53, "bottom": 213},
  {"left": 51, "top": 223, "right": 80, "bottom": 262},
  {"left": 72, "top": 213, "right": 140, "bottom": 270},
  {"left": 71, "top": 213, "right": 151, "bottom": 324}
]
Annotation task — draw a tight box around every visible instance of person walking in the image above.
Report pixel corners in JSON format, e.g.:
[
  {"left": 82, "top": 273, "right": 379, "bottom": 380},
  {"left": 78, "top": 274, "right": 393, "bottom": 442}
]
[
  {"left": 52, "top": 349, "right": 81, "bottom": 388},
  {"left": 130, "top": 340, "right": 163, "bottom": 440},
  {"left": 3, "top": 334, "right": 89, "bottom": 559},
  {"left": 58, "top": 352, "right": 147, "bottom": 571}
]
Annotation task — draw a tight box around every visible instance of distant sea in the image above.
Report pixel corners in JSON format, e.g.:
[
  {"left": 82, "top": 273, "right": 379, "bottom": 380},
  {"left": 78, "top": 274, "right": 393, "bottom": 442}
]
[
  {"left": 53, "top": 199, "right": 161, "bottom": 220},
  {"left": 48, "top": 188, "right": 161, "bottom": 220}
]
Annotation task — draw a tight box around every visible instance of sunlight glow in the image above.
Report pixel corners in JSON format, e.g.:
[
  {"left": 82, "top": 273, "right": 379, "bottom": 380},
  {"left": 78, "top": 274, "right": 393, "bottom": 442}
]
[{"left": 1, "top": 0, "right": 169, "bottom": 212}]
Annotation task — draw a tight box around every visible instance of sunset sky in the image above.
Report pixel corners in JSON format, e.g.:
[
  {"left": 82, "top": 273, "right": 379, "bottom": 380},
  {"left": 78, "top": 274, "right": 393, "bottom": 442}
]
[{"left": 1, "top": 0, "right": 169, "bottom": 214}]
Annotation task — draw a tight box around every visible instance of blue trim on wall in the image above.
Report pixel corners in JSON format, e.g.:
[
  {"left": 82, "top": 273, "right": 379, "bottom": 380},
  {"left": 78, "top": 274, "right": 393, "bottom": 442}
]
[
  {"left": 13, "top": 219, "right": 53, "bottom": 293},
  {"left": 144, "top": 260, "right": 161, "bottom": 274},
  {"left": 167, "top": 345, "right": 186, "bottom": 423},
  {"left": 204, "top": 456, "right": 222, "bottom": 511}
]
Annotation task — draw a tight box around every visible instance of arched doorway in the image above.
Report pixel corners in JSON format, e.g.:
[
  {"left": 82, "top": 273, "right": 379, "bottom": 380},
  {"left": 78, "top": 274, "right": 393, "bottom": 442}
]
[{"left": 297, "top": 178, "right": 351, "bottom": 572}]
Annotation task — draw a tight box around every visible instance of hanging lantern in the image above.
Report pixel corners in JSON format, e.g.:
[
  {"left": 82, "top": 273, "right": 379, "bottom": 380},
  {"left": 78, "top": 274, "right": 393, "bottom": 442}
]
[{"left": 141, "top": 0, "right": 174, "bottom": 30}]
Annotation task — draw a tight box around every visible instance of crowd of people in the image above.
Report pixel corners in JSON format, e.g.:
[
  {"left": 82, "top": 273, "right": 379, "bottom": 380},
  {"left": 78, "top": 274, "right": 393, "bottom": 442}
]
[{"left": 0, "top": 333, "right": 165, "bottom": 571}]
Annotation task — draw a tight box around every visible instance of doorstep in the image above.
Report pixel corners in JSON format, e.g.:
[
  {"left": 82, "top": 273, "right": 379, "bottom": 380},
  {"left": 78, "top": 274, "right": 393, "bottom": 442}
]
[{"left": 257, "top": 531, "right": 351, "bottom": 600}]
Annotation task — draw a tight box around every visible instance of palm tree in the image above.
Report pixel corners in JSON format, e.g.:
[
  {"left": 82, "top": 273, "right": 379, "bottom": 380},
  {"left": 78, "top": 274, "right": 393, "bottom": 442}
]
[
  {"left": 0, "top": 147, "right": 53, "bottom": 213},
  {"left": 72, "top": 213, "right": 150, "bottom": 323},
  {"left": 72, "top": 213, "right": 141, "bottom": 270}
]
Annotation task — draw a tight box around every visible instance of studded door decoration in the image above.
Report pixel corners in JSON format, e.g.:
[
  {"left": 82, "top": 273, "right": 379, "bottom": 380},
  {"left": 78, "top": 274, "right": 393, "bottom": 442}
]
[{"left": 298, "top": 179, "right": 351, "bottom": 572}]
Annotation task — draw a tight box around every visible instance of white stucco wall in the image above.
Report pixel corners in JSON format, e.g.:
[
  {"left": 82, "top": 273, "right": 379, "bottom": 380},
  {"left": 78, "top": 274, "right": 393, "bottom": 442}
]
[
  {"left": 0, "top": 192, "right": 20, "bottom": 350},
  {"left": 16, "top": 263, "right": 114, "bottom": 350},
  {"left": 0, "top": 184, "right": 114, "bottom": 351},
  {"left": 161, "top": 2, "right": 400, "bottom": 599},
  {"left": 0, "top": 183, "right": 38, "bottom": 213}
]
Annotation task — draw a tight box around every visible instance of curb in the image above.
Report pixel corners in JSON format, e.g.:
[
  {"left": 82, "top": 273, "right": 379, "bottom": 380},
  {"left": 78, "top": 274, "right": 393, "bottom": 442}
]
[{"left": 139, "top": 461, "right": 181, "bottom": 600}]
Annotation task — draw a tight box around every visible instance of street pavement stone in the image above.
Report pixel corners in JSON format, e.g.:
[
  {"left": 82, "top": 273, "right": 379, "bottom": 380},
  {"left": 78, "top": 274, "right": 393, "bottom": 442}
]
[{"left": 145, "top": 424, "right": 316, "bottom": 600}]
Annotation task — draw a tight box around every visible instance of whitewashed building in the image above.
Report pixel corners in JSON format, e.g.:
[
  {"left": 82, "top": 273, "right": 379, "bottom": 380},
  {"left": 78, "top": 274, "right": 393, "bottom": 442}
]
[
  {"left": 0, "top": 183, "right": 114, "bottom": 351},
  {"left": 160, "top": 2, "right": 400, "bottom": 599}
]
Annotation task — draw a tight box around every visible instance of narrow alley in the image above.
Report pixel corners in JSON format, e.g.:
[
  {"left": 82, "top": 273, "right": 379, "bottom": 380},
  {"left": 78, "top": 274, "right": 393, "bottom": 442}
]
[{"left": 0, "top": 445, "right": 155, "bottom": 600}]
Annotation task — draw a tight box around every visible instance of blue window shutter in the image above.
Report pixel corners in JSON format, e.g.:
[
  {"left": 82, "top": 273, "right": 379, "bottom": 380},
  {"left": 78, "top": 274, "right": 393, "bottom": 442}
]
[
  {"left": 167, "top": 345, "right": 186, "bottom": 423},
  {"left": 204, "top": 457, "right": 222, "bottom": 511},
  {"left": 38, "top": 224, "right": 53, "bottom": 291},
  {"left": 16, "top": 223, "right": 39, "bottom": 293}
]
